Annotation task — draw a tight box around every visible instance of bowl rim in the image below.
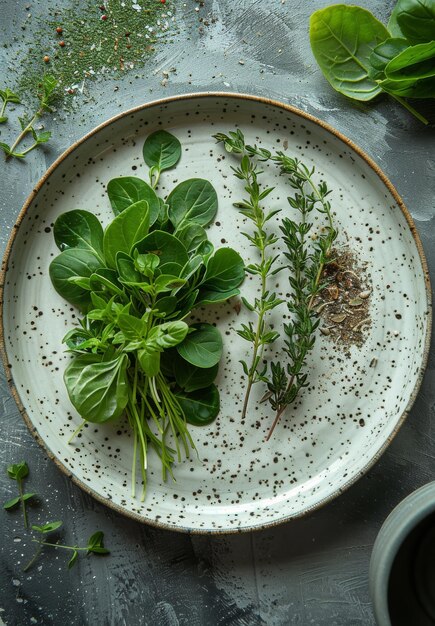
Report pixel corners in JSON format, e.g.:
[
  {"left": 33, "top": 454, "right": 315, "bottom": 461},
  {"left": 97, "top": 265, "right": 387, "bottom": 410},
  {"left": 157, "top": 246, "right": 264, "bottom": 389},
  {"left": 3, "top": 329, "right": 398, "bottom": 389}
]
[
  {"left": 0, "top": 91, "right": 432, "bottom": 534},
  {"left": 369, "top": 482, "right": 435, "bottom": 625}
]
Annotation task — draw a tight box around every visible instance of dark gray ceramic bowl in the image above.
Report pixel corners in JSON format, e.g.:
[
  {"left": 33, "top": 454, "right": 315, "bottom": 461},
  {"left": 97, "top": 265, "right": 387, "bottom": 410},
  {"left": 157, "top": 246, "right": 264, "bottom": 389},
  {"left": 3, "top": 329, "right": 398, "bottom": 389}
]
[{"left": 370, "top": 482, "right": 435, "bottom": 626}]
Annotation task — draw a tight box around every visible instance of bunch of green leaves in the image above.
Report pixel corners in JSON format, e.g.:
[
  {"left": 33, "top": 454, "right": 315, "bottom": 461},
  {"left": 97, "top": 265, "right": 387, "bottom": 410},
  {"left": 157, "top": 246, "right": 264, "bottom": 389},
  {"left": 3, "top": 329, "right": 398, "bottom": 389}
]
[
  {"left": 310, "top": 0, "right": 435, "bottom": 124},
  {"left": 0, "top": 75, "right": 57, "bottom": 159},
  {"left": 213, "top": 130, "right": 283, "bottom": 419},
  {"left": 4, "top": 461, "right": 108, "bottom": 571},
  {"left": 215, "top": 130, "right": 337, "bottom": 439},
  {"left": 49, "top": 130, "right": 245, "bottom": 499}
]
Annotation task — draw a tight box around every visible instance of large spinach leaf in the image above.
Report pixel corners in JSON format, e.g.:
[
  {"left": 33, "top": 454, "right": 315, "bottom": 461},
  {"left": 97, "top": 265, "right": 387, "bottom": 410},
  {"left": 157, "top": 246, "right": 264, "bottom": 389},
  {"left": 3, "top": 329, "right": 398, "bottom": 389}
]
[
  {"left": 107, "top": 176, "right": 159, "bottom": 222},
  {"left": 200, "top": 248, "right": 245, "bottom": 292},
  {"left": 167, "top": 179, "right": 218, "bottom": 229},
  {"left": 385, "top": 41, "right": 435, "bottom": 81},
  {"left": 103, "top": 200, "right": 150, "bottom": 268},
  {"left": 175, "top": 385, "right": 220, "bottom": 426},
  {"left": 64, "top": 353, "right": 129, "bottom": 423},
  {"left": 177, "top": 323, "right": 223, "bottom": 368},
  {"left": 173, "top": 354, "right": 219, "bottom": 392},
  {"left": 53, "top": 210, "right": 105, "bottom": 263},
  {"left": 133, "top": 231, "right": 189, "bottom": 271},
  {"left": 369, "top": 38, "right": 409, "bottom": 80},
  {"left": 310, "top": 5, "right": 390, "bottom": 100},
  {"left": 49, "top": 249, "right": 102, "bottom": 310}
]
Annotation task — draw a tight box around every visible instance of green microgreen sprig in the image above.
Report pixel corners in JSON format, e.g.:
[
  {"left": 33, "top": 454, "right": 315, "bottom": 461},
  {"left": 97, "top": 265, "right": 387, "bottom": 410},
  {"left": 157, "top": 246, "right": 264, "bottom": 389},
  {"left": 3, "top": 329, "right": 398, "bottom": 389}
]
[
  {"left": 24, "top": 523, "right": 109, "bottom": 572},
  {"left": 3, "top": 462, "right": 35, "bottom": 528},
  {"left": 0, "top": 75, "right": 57, "bottom": 160}
]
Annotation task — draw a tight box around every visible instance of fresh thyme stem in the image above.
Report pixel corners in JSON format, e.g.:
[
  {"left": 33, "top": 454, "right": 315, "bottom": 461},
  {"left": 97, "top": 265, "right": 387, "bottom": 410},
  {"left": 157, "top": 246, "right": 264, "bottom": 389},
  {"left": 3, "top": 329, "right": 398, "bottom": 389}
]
[
  {"left": 264, "top": 154, "right": 337, "bottom": 439},
  {"left": 213, "top": 131, "right": 283, "bottom": 418},
  {"left": 22, "top": 544, "right": 43, "bottom": 572}
]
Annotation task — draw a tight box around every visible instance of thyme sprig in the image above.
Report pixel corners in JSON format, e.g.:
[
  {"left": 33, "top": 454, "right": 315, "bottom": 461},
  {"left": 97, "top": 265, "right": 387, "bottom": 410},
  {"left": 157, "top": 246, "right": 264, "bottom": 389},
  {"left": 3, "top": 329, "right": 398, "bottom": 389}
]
[
  {"left": 265, "top": 157, "right": 337, "bottom": 439},
  {"left": 213, "top": 131, "right": 283, "bottom": 418},
  {"left": 215, "top": 130, "right": 337, "bottom": 438}
]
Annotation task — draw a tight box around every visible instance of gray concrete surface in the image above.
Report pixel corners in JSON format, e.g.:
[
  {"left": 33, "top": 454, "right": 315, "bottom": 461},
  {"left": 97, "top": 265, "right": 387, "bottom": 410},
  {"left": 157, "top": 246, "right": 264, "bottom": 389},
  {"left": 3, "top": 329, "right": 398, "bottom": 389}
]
[{"left": 0, "top": 1, "right": 434, "bottom": 624}]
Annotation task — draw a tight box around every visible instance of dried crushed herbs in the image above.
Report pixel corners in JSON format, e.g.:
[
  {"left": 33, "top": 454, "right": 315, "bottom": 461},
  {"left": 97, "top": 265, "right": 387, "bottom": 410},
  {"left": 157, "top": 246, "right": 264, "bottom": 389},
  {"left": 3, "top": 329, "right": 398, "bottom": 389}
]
[{"left": 315, "top": 247, "right": 372, "bottom": 347}]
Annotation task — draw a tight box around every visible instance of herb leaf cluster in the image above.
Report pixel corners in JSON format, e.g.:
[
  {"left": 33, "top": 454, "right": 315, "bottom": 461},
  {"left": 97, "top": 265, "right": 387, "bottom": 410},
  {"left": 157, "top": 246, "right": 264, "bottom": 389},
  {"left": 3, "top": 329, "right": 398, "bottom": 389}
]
[
  {"left": 0, "top": 75, "right": 57, "bottom": 159},
  {"left": 4, "top": 461, "right": 108, "bottom": 571},
  {"left": 215, "top": 130, "right": 336, "bottom": 438},
  {"left": 310, "top": 0, "right": 435, "bottom": 124},
  {"left": 50, "top": 130, "right": 245, "bottom": 498}
]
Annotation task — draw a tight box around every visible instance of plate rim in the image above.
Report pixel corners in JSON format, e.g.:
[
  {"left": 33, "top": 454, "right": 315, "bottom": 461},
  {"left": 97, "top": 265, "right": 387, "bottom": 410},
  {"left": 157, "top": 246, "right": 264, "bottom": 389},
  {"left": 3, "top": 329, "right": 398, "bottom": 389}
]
[{"left": 0, "top": 91, "right": 432, "bottom": 534}]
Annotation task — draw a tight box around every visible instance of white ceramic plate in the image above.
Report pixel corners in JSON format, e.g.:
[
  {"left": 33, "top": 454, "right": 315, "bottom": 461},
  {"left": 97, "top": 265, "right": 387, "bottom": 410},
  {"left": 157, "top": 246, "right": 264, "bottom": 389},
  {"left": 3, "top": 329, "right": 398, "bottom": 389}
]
[{"left": 1, "top": 94, "right": 431, "bottom": 533}]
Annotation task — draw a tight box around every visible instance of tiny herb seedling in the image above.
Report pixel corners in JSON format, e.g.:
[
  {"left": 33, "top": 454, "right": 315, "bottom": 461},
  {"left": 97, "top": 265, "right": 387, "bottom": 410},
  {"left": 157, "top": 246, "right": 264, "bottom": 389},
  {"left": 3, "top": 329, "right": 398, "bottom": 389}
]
[
  {"left": 4, "top": 462, "right": 36, "bottom": 528},
  {"left": 23, "top": 522, "right": 109, "bottom": 571},
  {"left": 0, "top": 75, "right": 57, "bottom": 160},
  {"left": 0, "top": 88, "right": 21, "bottom": 123}
]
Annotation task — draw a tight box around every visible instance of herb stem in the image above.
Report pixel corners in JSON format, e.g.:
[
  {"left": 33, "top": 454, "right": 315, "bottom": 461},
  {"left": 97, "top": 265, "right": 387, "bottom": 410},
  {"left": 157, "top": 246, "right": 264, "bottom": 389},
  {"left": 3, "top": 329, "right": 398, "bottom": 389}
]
[
  {"left": 0, "top": 100, "right": 7, "bottom": 119},
  {"left": 18, "top": 479, "right": 29, "bottom": 529},
  {"left": 6, "top": 109, "right": 41, "bottom": 160},
  {"left": 22, "top": 544, "right": 43, "bottom": 572},
  {"left": 389, "top": 94, "right": 429, "bottom": 126},
  {"left": 68, "top": 420, "right": 86, "bottom": 444},
  {"left": 32, "top": 539, "right": 85, "bottom": 551}
]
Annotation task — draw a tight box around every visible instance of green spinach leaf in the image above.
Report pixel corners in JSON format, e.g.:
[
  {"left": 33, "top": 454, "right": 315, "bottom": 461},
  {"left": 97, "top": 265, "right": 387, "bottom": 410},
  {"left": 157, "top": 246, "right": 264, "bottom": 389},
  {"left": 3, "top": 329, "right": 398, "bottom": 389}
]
[
  {"left": 167, "top": 179, "right": 218, "bottom": 228},
  {"left": 107, "top": 176, "right": 159, "bottom": 222},
  {"left": 64, "top": 353, "right": 129, "bottom": 423},
  {"left": 49, "top": 249, "right": 102, "bottom": 310},
  {"left": 173, "top": 355, "right": 219, "bottom": 392},
  {"left": 143, "top": 130, "right": 181, "bottom": 171},
  {"left": 53, "top": 210, "right": 105, "bottom": 262},
  {"left": 177, "top": 323, "right": 223, "bottom": 368},
  {"left": 175, "top": 385, "right": 220, "bottom": 426},
  {"left": 310, "top": 5, "right": 390, "bottom": 100},
  {"left": 133, "top": 231, "right": 189, "bottom": 271},
  {"left": 201, "top": 248, "right": 245, "bottom": 292},
  {"left": 385, "top": 40, "right": 435, "bottom": 81},
  {"left": 176, "top": 222, "right": 208, "bottom": 254},
  {"left": 389, "top": 0, "right": 435, "bottom": 44},
  {"left": 103, "top": 200, "right": 150, "bottom": 268},
  {"left": 369, "top": 38, "right": 409, "bottom": 80}
]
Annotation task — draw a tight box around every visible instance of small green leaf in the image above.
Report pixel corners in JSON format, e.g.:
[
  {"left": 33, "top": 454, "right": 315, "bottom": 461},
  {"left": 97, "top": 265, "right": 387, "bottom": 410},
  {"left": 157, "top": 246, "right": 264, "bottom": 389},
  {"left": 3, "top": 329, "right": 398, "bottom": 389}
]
[
  {"left": 7, "top": 461, "right": 29, "bottom": 481},
  {"left": 175, "top": 385, "right": 220, "bottom": 426},
  {"left": 49, "top": 248, "right": 103, "bottom": 310},
  {"left": 32, "top": 520, "right": 63, "bottom": 534},
  {"left": 68, "top": 550, "right": 79, "bottom": 569},
  {"left": 177, "top": 323, "right": 223, "bottom": 368},
  {"left": 143, "top": 130, "right": 181, "bottom": 171},
  {"left": 3, "top": 496, "right": 21, "bottom": 510},
  {"left": 0, "top": 116, "right": 8, "bottom": 123},
  {"left": 368, "top": 38, "right": 409, "bottom": 80},
  {"left": 0, "top": 88, "right": 21, "bottom": 104},
  {"left": 36, "top": 131, "right": 52, "bottom": 144},
  {"left": 107, "top": 176, "right": 159, "bottom": 222},
  {"left": 167, "top": 179, "right": 218, "bottom": 229},
  {"left": 200, "top": 248, "right": 245, "bottom": 293}
]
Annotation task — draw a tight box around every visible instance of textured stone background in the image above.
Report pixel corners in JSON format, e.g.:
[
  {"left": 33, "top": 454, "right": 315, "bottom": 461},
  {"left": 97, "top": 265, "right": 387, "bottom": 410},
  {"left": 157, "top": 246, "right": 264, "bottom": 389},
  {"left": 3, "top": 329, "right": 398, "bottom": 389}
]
[{"left": 0, "top": 1, "right": 434, "bottom": 624}]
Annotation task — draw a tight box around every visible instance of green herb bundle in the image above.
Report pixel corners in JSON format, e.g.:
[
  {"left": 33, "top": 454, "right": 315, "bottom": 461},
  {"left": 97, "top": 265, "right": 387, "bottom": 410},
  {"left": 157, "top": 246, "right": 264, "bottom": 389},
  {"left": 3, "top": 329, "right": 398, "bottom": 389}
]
[
  {"left": 215, "top": 130, "right": 336, "bottom": 438},
  {"left": 310, "top": 0, "right": 435, "bottom": 124},
  {"left": 49, "top": 130, "right": 245, "bottom": 499}
]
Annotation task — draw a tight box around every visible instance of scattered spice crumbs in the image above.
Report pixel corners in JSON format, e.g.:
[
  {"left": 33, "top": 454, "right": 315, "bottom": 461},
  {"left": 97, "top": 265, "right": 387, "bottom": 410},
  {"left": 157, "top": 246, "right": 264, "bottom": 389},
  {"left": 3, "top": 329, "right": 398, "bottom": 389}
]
[
  {"left": 316, "top": 247, "right": 372, "bottom": 347},
  {"left": 16, "top": 0, "right": 176, "bottom": 108}
]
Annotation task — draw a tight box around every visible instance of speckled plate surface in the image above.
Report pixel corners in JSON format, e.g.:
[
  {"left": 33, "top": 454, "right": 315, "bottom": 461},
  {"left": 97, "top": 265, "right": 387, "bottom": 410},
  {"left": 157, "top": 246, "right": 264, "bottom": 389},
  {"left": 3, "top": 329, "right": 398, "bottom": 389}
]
[{"left": 0, "top": 94, "right": 431, "bottom": 533}]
